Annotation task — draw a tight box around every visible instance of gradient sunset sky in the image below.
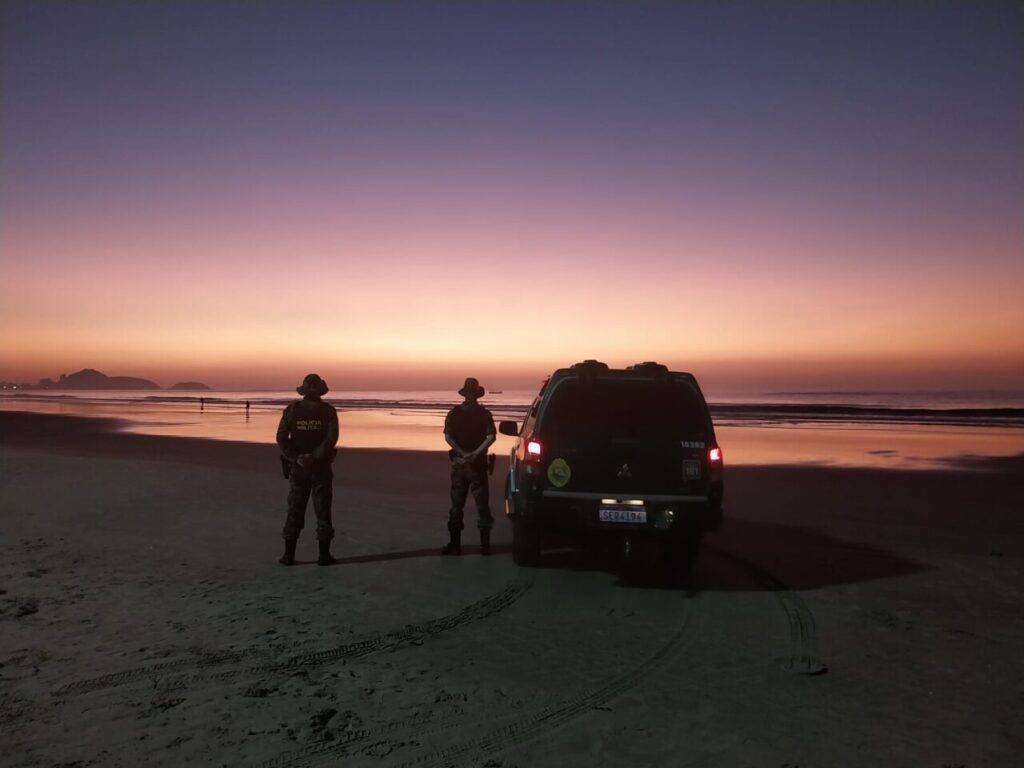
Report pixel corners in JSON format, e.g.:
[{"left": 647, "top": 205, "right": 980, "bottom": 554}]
[{"left": 2, "top": 0, "right": 1021, "bottom": 392}]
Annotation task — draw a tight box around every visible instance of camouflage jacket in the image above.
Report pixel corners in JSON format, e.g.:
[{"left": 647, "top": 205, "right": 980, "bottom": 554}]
[{"left": 276, "top": 398, "right": 339, "bottom": 465}]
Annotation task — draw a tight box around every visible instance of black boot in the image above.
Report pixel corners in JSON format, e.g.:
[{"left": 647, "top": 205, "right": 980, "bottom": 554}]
[
  {"left": 441, "top": 529, "right": 462, "bottom": 556},
  {"left": 480, "top": 528, "right": 491, "bottom": 556},
  {"left": 279, "top": 539, "right": 297, "bottom": 566},
  {"left": 317, "top": 540, "right": 336, "bottom": 566}
]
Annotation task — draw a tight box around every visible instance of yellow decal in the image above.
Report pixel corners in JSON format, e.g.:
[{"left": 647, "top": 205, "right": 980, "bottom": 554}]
[{"left": 547, "top": 458, "right": 571, "bottom": 488}]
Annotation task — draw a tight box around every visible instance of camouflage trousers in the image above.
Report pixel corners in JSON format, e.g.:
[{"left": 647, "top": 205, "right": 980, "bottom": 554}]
[
  {"left": 282, "top": 466, "right": 334, "bottom": 541},
  {"left": 448, "top": 458, "right": 492, "bottom": 532}
]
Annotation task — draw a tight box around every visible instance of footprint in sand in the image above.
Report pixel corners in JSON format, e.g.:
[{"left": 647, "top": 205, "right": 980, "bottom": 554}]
[{"left": 0, "top": 597, "right": 40, "bottom": 618}]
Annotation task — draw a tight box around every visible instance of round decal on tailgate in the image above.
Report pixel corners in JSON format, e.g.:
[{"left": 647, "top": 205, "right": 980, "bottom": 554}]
[{"left": 547, "top": 458, "right": 571, "bottom": 488}]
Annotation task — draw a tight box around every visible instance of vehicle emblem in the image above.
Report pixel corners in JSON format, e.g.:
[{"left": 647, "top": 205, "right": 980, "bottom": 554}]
[
  {"left": 617, "top": 463, "right": 632, "bottom": 480},
  {"left": 547, "top": 458, "right": 572, "bottom": 488}
]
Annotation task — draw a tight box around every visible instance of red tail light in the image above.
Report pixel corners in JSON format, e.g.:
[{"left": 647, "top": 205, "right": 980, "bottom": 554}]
[
  {"left": 708, "top": 446, "right": 723, "bottom": 463},
  {"left": 526, "top": 439, "right": 543, "bottom": 461}
]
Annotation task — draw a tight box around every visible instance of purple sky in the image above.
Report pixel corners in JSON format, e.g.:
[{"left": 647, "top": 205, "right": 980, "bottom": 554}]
[{"left": 2, "top": 1, "right": 1022, "bottom": 391}]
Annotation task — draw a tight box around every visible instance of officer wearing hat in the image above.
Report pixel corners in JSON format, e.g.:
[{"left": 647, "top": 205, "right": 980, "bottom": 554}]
[
  {"left": 276, "top": 373, "right": 339, "bottom": 565},
  {"left": 442, "top": 377, "right": 496, "bottom": 555}
]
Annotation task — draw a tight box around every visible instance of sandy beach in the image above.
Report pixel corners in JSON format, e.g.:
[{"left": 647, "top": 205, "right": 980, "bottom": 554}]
[{"left": 1, "top": 412, "right": 1022, "bottom": 767}]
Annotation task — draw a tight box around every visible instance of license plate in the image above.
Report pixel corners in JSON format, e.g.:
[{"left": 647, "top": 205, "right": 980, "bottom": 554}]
[
  {"left": 683, "top": 460, "right": 701, "bottom": 479},
  {"left": 599, "top": 505, "right": 647, "bottom": 523}
]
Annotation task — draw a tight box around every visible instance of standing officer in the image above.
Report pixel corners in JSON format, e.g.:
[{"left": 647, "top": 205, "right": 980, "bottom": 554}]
[
  {"left": 276, "top": 373, "right": 339, "bottom": 566},
  {"left": 442, "top": 377, "right": 496, "bottom": 555}
]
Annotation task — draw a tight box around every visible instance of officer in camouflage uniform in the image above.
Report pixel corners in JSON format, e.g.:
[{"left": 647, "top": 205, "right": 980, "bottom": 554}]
[
  {"left": 442, "top": 377, "right": 496, "bottom": 556},
  {"left": 276, "top": 373, "right": 339, "bottom": 566}
]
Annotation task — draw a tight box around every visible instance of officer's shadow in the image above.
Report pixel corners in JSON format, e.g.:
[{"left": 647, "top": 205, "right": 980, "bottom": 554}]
[{"left": 292, "top": 544, "right": 513, "bottom": 566}]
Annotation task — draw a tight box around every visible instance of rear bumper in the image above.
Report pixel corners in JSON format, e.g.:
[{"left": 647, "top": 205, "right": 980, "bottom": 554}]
[
  {"left": 542, "top": 490, "right": 712, "bottom": 503},
  {"left": 522, "top": 488, "right": 722, "bottom": 534}
]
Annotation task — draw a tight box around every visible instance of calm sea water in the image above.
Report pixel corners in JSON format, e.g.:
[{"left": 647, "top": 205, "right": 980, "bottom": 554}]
[{"left": 2, "top": 388, "right": 1023, "bottom": 470}]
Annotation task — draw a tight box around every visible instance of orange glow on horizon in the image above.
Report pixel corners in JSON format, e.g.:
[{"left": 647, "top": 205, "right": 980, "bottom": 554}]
[{"left": 2, "top": 4, "right": 1022, "bottom": 394}]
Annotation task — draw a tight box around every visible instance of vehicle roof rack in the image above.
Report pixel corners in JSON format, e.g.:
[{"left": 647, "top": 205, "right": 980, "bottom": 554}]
[
  {"left": 565, "top": 359, "right": 608, "bottom": 385},
  {"left": 570, "top": 359, "right": 609, "bottom": 371},
  {"left": 626, "top": 361, "right": 669, "bottom": 374}
]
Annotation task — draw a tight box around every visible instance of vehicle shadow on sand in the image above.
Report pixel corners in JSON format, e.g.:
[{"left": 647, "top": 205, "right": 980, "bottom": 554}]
[
  {"left": 535, "top": 517, "right": 926, "bottom": 592},
  {"left": 293, "top": 518, "right": 924, "bottom": 594},
  {"left": 290, "top": 543, "right": 514, "bottom": 566}
]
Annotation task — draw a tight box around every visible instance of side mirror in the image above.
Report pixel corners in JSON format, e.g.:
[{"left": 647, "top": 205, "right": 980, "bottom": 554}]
[{"left": 498, "top": 420, "right": 520, "bottom": 437}]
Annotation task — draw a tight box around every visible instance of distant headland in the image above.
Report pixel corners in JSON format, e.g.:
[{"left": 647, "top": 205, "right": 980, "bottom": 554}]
[
  {"left": 169, "top": 381, "right": 212, "bottom": 391},
  {"left": 0, "top": 369, "right": 210, "bottom": 391}
]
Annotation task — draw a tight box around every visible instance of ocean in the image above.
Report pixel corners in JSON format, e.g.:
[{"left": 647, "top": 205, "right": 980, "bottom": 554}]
[{"left": 2, "top": 388, "right": 1023, "bottom": 470}]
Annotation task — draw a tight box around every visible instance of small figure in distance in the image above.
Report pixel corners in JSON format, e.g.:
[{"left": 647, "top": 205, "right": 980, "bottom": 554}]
[
  {"left": 200, "top": 396, "right": 205, "bottom": 411},
  {"left": 442, "top": 377, "right": 497, "bottom": 555},
  {"left": 276, "top": 373, "right": 339, "bottom": 566},
  {"left": 245, "top": 400, "right": 251, "bottom": 419}
]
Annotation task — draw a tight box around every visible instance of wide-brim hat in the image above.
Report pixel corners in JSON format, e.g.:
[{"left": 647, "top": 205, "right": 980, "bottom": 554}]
[
  {"left": 297, "top": 373, "right": 329, "bottom": 397},
  {"left": 458, "top": 377, "right": 485, "bottom": 398}
]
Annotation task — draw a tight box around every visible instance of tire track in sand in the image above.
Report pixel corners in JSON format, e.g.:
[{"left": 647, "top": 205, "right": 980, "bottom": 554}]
[
  {"left": 389, "top": 548, "right": 823, "bottom": 768},
  {"left": 256, "top": 585, "right": 697, "bottom": 768},
  {"left": 704, "top": 544, "right": 828, "bottom": 675},
  {"left": 54, "top": 577, "right": 533, "bottom": 697},
  {"left": 389, "top": 589, "right": 697, "bottom": 768}
]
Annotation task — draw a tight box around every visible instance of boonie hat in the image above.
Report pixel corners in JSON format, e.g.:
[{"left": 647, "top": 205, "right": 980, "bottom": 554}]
[
  {"left": 297, "top": 373, "right": 329, "bottom": 397},
  {"left": 458, "top": 377, "right": 485, "bottom": 398}
]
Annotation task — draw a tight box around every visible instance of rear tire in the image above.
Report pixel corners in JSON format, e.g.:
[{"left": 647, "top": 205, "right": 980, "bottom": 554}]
[{"left": 512, "top": 510, "right": 542, "bottom": 566}]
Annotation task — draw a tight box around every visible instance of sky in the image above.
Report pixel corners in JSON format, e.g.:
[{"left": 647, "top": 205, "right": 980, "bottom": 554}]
[{"left": 1, "top": 0, "right": 1022, "bottom": 393}]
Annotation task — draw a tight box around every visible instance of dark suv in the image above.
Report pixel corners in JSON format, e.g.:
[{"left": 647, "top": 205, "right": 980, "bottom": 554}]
[{"left": 499, "top": 360, "right": 723, "bottom": 570}]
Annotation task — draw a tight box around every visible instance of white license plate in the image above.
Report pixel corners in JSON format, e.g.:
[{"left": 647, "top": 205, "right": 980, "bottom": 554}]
[{"left": 599, "top": 505, "right": 647, "bottom": 523}]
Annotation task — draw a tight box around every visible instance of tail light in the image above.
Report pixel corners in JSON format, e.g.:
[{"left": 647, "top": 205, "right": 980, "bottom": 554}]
[
  {"left": 526, "top": 438, "right": 543, "bottom": 462},
  {"left": 708, "top": 446, "right": 723, "bottom": 463}
]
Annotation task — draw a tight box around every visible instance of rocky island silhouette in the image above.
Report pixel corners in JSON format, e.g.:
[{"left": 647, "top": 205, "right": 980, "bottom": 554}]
[{"left": 9, "top": 369, "right": 212, "bottom": 391}]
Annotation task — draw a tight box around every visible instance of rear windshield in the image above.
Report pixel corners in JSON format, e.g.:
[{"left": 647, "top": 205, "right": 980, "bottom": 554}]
[{"left": 539, "top": 378, "right": 709, "bottom": 441}]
